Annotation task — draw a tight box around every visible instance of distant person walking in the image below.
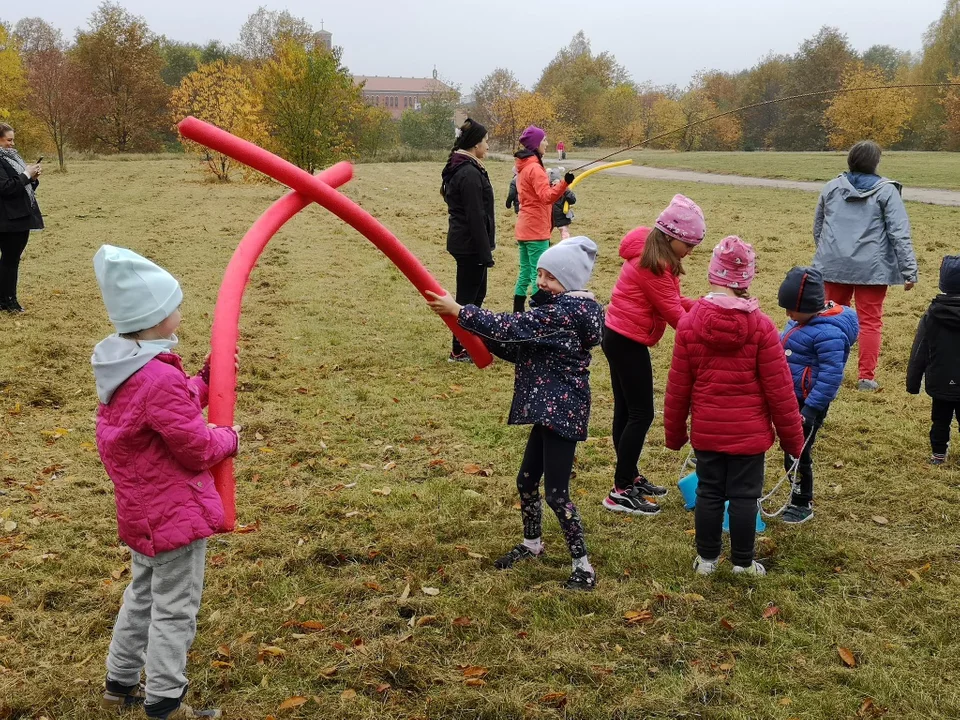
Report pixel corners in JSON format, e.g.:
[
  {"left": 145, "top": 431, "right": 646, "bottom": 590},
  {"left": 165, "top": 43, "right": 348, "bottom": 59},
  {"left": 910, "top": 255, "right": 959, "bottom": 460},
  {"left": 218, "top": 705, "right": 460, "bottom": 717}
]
[
  {"left": 811, "top": 140, "right": 918, "bottom": 391},
  {"left": 441, "top": 118, "right": 495, "bottom": 363},
  {"left": 513, "top": 126, "right": 572, "bottom": 313},
  {"left": 0, "top": 122, "right": 43, "bottom": 313},
  {"left": 557, "top": 140, "right": 565, "bottom": 160}
]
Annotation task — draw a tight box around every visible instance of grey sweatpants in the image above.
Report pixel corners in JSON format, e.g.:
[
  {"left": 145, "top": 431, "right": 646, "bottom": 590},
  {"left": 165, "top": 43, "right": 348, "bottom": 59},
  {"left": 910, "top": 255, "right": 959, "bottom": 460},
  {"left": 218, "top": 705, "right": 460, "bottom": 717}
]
[{"left": 106, "top": 538, "right": 207, "bottom": 703}]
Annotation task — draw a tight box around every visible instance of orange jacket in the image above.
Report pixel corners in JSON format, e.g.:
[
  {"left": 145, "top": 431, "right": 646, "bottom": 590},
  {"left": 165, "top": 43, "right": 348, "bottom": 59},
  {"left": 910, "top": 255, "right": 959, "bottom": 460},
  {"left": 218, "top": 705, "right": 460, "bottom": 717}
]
[{"left": 514, "top": 153, "right": 568, "bottom": 241}]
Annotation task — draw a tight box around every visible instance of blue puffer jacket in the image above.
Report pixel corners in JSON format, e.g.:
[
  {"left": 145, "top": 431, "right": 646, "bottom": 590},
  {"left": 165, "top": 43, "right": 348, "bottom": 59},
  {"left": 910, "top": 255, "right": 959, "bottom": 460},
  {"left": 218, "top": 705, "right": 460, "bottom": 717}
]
[
  {"left": 780, "top": 303, "right": 860, "bottom": 416},
  {"left": 458, "top": 290, "right": 604, "bottom": 441}
]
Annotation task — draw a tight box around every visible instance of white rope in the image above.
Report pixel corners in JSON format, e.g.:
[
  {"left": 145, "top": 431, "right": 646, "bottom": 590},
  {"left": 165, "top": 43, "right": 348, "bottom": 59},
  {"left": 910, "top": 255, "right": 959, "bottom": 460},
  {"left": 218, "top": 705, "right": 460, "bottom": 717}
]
[{"left": 758, "top": 431, "right": 816, "bottom": 518}]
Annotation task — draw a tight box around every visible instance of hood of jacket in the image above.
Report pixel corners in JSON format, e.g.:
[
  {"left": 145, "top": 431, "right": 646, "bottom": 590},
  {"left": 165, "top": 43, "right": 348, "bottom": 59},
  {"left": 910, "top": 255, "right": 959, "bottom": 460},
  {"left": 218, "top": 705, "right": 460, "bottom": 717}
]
[
  {"left": 929, "top": 294, "right": 960, "bottom": 330},
  {"left": 619, "top": 226, "right": 649, "bottom": 261},
  {"left": 514, "top": 150, "right": 541, "bottom": 173},
  {"left": 531, "top": 289, "right": 603, "bottom": 346},
  {"left": 697, "top": 293, "right": 760, "bottom": 350},
  {"left": 833, "top": 173, "right": 902, "bottom": 201},
  {"left": 808, "top": 302, "right": 860, "bottom": 345},
  {"left": 91, "top": 335, "right": 172, "bottom": 404},
  {"left": 441, "top": 151, "right": 481, "bottom": 193}
]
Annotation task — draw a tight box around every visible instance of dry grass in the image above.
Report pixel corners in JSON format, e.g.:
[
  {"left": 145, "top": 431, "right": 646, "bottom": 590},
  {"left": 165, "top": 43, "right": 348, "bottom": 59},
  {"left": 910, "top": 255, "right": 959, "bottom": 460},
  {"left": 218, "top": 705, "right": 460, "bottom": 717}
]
[
  {"left": 576, "top": 148, "right": 960, "bottom": 191},
  {"left": 1, "top": 156, "right": 959, "bottom": 719}
]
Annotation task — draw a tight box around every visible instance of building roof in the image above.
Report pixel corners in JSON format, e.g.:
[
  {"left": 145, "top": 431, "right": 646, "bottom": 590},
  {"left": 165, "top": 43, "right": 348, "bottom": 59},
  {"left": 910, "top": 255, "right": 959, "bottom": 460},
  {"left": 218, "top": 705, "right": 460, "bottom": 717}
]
[{"left": 353, "top": 75, "right": 453, "bottom": 94}]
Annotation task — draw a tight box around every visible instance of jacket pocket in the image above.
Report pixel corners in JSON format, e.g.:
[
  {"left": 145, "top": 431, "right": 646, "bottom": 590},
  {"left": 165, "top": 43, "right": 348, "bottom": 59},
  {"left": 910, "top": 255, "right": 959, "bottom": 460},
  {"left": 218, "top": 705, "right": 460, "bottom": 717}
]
[{"left": 800, "top": 367, "right": 812, "bottom": 399}]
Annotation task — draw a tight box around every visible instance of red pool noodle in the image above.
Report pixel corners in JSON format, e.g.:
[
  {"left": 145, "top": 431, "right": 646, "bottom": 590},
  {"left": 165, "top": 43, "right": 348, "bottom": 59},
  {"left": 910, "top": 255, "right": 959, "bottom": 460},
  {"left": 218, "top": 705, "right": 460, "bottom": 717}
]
[
  {"left": 177, "top": 117, "right": 493, "bottom": 370},
  {"left": 208, "top": 166, "right": 351, "bottom": 530}
]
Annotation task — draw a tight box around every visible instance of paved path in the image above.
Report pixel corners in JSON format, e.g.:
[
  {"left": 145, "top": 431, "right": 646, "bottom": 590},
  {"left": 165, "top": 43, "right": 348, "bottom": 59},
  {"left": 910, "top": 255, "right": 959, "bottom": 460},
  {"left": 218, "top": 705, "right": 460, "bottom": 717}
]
[{"left": 519, "top": 155, "right": 960, "bottom": 207}]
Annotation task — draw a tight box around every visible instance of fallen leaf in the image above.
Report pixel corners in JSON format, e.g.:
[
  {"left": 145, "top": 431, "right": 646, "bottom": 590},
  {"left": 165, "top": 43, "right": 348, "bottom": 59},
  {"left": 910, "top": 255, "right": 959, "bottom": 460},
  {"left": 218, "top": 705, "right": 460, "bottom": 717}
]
[
  {"left": 682, "top": 593, "right": 705, "bottom": 602},
  {"left": 779, "top": 697, "right": 793, "bottom": 706},
  {"left": 343, "top": 511, "right": 360, "bottom": 518},
  {"left": 318, "top": 666, "right": 338, "bottom": 679},
  {"left": 834, "top": 460, "right": 844, "bottom": 469},
  {"left": 838, "top": 646, "right": 857, "bottom": 668},
  {"left": 452, "top": 617, "right": 472, "bottom": 627},
  {"left": 416, "top": 615, "right": 438, "bottom": 627},
  {"left": 719, "top": 662, "right": 734, "bottom": 671},
  {"left": 299, "top": 621, "right": 325, "bottom": 631},
  {"left": 359, "top": 464, "right": 375, "bottom": 470},
  {"left": 624, "top": 610, "right": 655, "bottom": 625},
  {"left": 210, "top": 660, "right": 233, "bottom": 669},
  {"left": 516, "top": 631, "right": 528, "bottom": 639},
  {"left": 340, "top": 689, "right": 357, "bottom": 700},
  {"left": 399, "top": 583, "right": 411, "bottom": 601},
  {"left": 236, "top": 631, "right": 255, "bottom": 644},
  {"left": 254, "top": 432, "right": 264, "bottom": 441},
  {"left": 363, "top": 582, "right": 382, "bottom": 592},
  {"left": 462, "top": 463, "right": 482, "bottom": 475},
  {"left": 296, "top": 596, "right": 306, "bottom": 606},
  {"left": 258, "top": 447, "right": 274, "bottom": 454},
  {"left": 0, "top": 595, "right": 11, "bottom": 605},
  {"left": 467, "top": 551, "right": 484, "bottom": 560},
  {"left": 684, "top": 528, "right": 697, "bottom": 536},
  {"left": 371, "top": 487, "right": 392, "bottom": 496},
  {"left": 383, "top": 462, "right": 397, "bottom": 471},
  {"left": 762, "top": 606, "right": 780, "bottom": 619},
  {"left": 110, "top": 567, "right": 127, "bottom": 580},
  {"left": 257, "top": 645, "right": 286, "bottom": 662},
  {"left": 235, "top": 520, "right": 261, "bottom": 534},
  {"left": 375, "top": 682, "right": 391, "bottom": 693},
  {"left": 215, "top": 645, "right": 231, "bottom": 658},
  {"left": 421, "top": 586, "right": 440, "bottom": 596},
  {"left": 464, "top": 678, "right": 487, "bottom": 687},
  {"left": 872, "top": 515, "right": 888, "bottom": 525},
  {"left": 720, "top": 618, "right": 736, "bottom": 631},
  {"left": 857, "top": 698, "right": 876, "bottom": 717},
  {"left": 3, "top": 521, "right": 16, "bottom": 532},
  {"left": 278, "top": 697, "right": 308, "bottom": 711},
  {"left": 540, "top": 692, "right": 568, "bottom": 708},
  {"left": 462, "top": 666, "right": 488, "bottom": 678}
]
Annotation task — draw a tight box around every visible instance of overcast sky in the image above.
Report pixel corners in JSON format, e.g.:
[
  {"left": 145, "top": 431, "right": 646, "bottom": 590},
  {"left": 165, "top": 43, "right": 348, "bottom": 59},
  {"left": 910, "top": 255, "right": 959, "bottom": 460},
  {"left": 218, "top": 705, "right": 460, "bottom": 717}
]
[{"left": 5, "top": 0, "right": 948, "bottom": 90}]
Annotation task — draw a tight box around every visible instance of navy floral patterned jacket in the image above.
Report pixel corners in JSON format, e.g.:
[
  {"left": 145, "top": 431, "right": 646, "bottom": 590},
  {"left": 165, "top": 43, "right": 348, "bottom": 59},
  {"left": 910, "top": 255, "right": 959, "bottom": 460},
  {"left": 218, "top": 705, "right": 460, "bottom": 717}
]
[{"left": 458, "top": 290, "right": 604, "bottom": 441}]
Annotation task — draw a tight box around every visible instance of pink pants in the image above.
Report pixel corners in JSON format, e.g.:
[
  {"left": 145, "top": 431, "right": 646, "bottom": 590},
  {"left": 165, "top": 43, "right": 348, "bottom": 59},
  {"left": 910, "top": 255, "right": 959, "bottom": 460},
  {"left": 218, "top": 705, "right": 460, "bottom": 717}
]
[{"left": 824, "top": 283, "right": 887, "bottom": 381}]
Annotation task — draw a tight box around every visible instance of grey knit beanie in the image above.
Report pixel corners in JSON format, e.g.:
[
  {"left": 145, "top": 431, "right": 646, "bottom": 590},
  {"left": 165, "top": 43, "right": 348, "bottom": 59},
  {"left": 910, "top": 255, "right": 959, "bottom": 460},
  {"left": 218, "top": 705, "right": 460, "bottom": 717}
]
[{"left": 537, "top": 236, "right": 598, "bottom": 292}]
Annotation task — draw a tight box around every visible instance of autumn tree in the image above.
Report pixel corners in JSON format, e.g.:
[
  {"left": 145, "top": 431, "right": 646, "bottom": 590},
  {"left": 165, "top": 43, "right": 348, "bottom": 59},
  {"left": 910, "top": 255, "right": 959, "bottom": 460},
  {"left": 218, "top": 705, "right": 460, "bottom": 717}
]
[
  {"left": 25, "top": 48, "right": 89, "bottom": 169},
  {"left": 589, "top": 84, "right": 644, "bottom": 146},
  {"left": 72, "top": 2, "right": 170, "bottom": 152},
  {"left": 771, "top": 27, "right": 857, "bottom": 150},
  {"left": 171, "top": 60, "right": 265, "bottom": 180},
  {"left": 471, "top": 68, "right": 523, "bottom": 145},
  {"left": 862, "top": 44, "right": 913, "bottom": 81},
  {"left": 255, "top": 39, "right": 363, "bottom": 172},
  {"left": 0, "top": 23, "right": 26, "bottom": 122},
  {"left": 736, "top": 54, "right": 790, "bottom": 150},
  {"left": 13, "top": 17, "right": 63, "bottom": 55},
  {"left": 399, "top": 90, "right": 459, "bottom": 150},
  {"left": 535, "top": 31, "right": 629, "bottom": 143},
  {"left": 646, "top": 95, "right": 685, "bottom": 149},
  {"left": 238, "top": 6, "right": 321, "bottom": 62},
  {"left": 912, "top": 0, "right": 960, "bottom": 147},
  {"left": 352, "top": 104, "right": 398, "bottom": 158},
  {"left": 825, "top": 63, "right": 914, "bottom": 149},
  {"left": 160, "top": 39, "right": 201, "bottom": 86},
  {"left": 491, "top": 91, "right": 574, "bottom": 149}
]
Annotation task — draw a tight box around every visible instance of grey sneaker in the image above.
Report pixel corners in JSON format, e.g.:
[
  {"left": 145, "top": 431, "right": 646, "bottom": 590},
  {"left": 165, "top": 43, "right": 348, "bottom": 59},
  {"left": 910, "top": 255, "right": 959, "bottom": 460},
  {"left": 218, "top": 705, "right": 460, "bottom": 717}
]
[
  {"left": 930, "top": 453, "right": 947, "bottom": 466},
  {"left": 693, "top": 555, "right": 720, "bottom": 575},
  {"left": 857, "top": 379, "right": 879, "bottom": 392},
  {"left": 732, "top": 561, "right": 767, "bottom": 576},
  {"left": 781, "top": 503, "right": 814, "bottom": 524}
]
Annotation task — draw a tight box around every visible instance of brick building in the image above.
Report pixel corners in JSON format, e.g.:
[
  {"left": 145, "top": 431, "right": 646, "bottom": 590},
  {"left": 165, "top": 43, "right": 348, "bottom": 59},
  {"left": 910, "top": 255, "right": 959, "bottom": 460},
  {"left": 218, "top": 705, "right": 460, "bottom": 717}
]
[{"left": 353, "top": 71, "right": 457, "bottom": 119}]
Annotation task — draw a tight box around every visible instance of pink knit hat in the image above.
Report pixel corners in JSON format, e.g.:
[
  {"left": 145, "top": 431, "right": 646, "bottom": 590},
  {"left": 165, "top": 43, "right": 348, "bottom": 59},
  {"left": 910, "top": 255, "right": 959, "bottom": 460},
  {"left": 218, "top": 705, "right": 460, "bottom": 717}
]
[
  {"left": 708, "top": 236, "right": 755, "bottom": 289},
  {"left": 655, "top": 194, "right": 706, "bottom": 245}
]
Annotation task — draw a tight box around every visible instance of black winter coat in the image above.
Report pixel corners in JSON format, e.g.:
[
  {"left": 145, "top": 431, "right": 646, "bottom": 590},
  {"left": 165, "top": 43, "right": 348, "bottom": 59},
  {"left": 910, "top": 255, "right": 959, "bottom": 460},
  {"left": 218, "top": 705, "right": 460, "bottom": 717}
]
[
  {"left": 0, "top": 157, "right": 43, "bottom": 233},
  {"left": 441, "top": 153, "right": 495, "bottom": 265},
  {"left": 907, "top": 294, "right": 960, "bottom": 400},
  {"left": 552, "top": 190, "right": 576, "bottom": 228},
  {"left": 458, "top": 290, "right": 604, "bottom": 441}
]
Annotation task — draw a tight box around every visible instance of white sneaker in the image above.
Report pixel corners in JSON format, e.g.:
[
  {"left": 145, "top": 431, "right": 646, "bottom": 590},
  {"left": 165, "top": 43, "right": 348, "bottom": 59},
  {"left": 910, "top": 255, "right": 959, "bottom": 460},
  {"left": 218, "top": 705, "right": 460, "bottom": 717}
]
[
  {"left": 693, "top": 555, "right": 720, "bottom": 575},
  {"left": 857, "top": 379, "right": 879, "bottom": 392},
  {"left": 732, "top": 561, "right": 767, "bottom": 576}
]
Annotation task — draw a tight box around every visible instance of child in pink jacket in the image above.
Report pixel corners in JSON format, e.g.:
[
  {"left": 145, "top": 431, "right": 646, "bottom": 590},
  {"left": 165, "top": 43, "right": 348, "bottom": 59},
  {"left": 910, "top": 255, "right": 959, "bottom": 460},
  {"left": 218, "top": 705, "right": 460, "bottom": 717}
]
[{"left": 92, "top": 245, "right": 239, "bottom": 720}]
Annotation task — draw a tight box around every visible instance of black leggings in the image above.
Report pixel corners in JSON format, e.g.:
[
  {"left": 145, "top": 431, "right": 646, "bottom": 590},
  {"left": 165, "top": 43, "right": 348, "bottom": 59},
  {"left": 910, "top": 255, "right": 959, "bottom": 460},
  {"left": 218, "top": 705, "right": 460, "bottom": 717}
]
[
  {"left": 602, "top": 327, "right": 655, "bottom": 490},
  {"left": 0, "top": 231, "right": 29, "bottom": 301},
  {"left": 452, "top": 260, "right": 487, "bottom": 354},
  {"left": 694, "top": 451, "right": 764, "bottom": 567},
  {"left": 930, "top": 398, "right": 960, "bottom": 455},
  {"left": 517, "top": 424, "right": 586, "bottom": 559}
]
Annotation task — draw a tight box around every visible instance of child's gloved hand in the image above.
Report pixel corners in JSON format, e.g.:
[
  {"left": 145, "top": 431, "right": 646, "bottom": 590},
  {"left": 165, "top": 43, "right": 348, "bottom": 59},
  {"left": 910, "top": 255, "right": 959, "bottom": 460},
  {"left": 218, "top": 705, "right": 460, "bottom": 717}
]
[{"left": 564, "top": 172, "right": 575, "bottom": 185}]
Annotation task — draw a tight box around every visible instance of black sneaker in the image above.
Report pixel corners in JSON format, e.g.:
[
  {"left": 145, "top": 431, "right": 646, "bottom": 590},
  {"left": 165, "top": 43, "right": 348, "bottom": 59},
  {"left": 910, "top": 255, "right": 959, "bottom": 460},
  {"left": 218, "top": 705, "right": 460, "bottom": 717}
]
[
  {"left": 603, "top": 486, "right": 661, "bottom": 515},
  {"left": 564, "top": 568, "right": 596, "bottom": 591},
  {"left": 781, "top": 503, "right": 813, "bottom": 525},
  {"left": 494, "top": 543, "right": 543, "bottom": 570},
  {"left": 632, "top": 475, "right": 668, "bottom": 497},
  {"left": 448, "top": 350, "right": 472, "bottom": 363},
  {"left": 930, "top": 453, "right": 947, "bottom": 466}
]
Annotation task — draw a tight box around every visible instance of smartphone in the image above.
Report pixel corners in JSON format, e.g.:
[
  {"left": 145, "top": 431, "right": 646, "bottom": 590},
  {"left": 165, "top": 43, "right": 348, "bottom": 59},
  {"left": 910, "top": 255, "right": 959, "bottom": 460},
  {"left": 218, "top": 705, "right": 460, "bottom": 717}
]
[{"left": 36, "top": 156, "right": 43, "bottom": 163}]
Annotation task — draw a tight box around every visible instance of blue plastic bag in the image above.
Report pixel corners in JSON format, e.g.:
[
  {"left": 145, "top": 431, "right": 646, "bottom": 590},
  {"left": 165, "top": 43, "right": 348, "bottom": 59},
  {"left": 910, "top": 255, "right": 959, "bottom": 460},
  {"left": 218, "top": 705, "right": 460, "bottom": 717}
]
[{"left": 677, "top": 470, "right": 766, "bottom": 533}]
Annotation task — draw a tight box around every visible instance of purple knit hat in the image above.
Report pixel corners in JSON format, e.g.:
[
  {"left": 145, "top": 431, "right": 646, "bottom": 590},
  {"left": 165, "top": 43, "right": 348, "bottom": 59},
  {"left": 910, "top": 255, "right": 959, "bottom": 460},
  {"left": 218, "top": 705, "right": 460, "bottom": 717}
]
[
  {"left": 708, "top": 236, "right": 756, "bottom": 289},
  {"left": 519, "top": 126, "right": 546, "bottom": 152},
  {"left": 655, "top": 194, "right": 706, "bottom": 245}
]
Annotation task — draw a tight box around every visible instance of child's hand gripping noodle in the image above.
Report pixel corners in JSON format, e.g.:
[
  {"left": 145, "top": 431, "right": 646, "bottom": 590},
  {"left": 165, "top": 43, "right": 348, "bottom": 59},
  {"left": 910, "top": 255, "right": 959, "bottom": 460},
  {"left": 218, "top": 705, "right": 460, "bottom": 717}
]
[
  {"left": 91, "top": 245, "right": 239, "bottom": 719},
  {"left": 427, "top": 237, "right": 605, "bottom": 591}
]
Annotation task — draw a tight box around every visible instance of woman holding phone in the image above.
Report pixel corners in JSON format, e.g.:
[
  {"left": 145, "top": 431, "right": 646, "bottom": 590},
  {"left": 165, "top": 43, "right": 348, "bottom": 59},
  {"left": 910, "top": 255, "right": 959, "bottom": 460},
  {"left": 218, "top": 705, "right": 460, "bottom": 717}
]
[{"left": 0, "top": 122, "right": 43, "bottom": 313}]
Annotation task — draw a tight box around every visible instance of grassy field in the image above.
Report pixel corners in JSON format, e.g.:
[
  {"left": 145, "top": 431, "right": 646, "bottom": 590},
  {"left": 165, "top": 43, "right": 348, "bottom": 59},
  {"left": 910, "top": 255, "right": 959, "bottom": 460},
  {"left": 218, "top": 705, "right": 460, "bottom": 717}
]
[
  {"left": 2, "top": 155, "right": 960, "bottom": 719},
  {"left": 572, "top": 148, "right": 960, "bottom": 191}
]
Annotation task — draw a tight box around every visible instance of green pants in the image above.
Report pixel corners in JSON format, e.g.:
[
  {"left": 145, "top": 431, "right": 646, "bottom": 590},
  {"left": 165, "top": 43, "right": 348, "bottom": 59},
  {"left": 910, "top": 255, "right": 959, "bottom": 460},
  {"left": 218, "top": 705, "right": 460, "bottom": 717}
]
[{"left": 514, "top": 240, "right": 550, "bottom": 296}]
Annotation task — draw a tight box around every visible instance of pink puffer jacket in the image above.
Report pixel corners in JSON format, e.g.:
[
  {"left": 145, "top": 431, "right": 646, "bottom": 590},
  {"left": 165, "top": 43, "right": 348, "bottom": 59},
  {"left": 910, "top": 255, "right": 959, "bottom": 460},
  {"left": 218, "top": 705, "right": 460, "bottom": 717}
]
[{"left": 96, "top": 353, "right": 238, "bottom": 557}]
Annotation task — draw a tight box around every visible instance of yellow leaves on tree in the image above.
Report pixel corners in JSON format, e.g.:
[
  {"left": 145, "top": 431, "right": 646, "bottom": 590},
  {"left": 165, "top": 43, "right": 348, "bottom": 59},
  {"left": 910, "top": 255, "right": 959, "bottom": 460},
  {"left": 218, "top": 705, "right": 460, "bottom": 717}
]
[
  {"left": 490, "top": 91, "right": 574, "bottom": 149},
  {"left": 0, "top": 24, "right": 26, "bottom": 121},
  {"left": 825, "top": 63, "right": 914, "bottom": 150},
  {"left": 938, "top": 74, "right": 960, "bottom": 150},
  {"left": 171, "top": 60, "right": 266, "bottom": 182}
]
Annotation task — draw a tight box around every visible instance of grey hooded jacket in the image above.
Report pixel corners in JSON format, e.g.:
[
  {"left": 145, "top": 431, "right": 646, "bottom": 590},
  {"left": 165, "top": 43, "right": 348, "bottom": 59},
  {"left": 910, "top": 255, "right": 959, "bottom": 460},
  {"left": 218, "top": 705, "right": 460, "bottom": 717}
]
[{"left": 812, "top": 174, "right": 918, "bottom": 286}]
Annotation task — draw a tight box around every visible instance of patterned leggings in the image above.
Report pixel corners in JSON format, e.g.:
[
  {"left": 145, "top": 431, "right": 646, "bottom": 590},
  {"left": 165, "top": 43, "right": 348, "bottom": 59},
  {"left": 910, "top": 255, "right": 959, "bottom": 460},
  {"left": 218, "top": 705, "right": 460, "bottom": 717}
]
[{"left": 517, "top": 424, "right": 586, "bottom": 559}]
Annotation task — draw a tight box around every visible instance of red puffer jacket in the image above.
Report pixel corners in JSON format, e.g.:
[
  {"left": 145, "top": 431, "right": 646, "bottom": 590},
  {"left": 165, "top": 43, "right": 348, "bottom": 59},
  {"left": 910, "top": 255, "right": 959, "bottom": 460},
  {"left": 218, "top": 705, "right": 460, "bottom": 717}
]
[
  {"left": 604, "top": 227, "right": 695, "bottom": 346},
  {"left": 664, "top": 294, "right": 805, "bottom": 457}
]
